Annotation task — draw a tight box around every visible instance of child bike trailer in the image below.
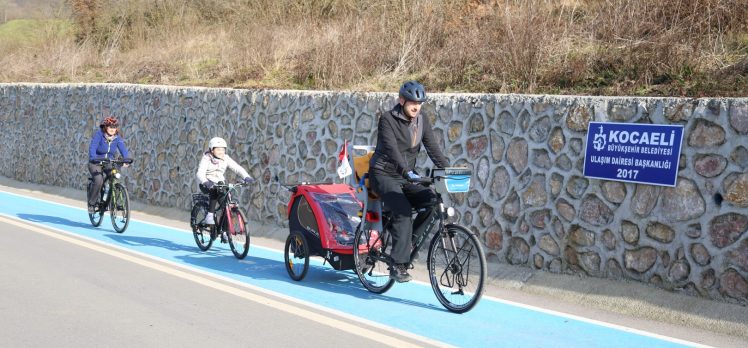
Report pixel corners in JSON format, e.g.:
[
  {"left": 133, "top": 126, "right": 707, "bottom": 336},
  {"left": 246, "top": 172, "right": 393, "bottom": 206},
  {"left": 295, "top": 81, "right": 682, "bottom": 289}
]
[{"left": 284, "top": 183, "right": 362, "bottom": 281}]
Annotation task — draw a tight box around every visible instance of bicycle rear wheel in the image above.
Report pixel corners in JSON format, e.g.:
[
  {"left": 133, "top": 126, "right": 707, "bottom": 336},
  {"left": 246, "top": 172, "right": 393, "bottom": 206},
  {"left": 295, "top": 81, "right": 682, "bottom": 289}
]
[
  {"left": 191, "top": 204, "right": 214, "bottom": 251},
  {"left": 110, "top": 183, "right": 130, "bottom": 233},
  {"left": 284, "top": 230, "right": 309, "bottom": 281},
  {"left": 87, "top": 181, "right": 104, "bottom": 227},
  {"left": 227, "top": 206, "right": 250, "bottom": 259},
  {"left": 353, "top": 224, "right": 395, "bottom": 294},
  {"left": 427, "top": 224, "right": 486, "bottom": 313}
]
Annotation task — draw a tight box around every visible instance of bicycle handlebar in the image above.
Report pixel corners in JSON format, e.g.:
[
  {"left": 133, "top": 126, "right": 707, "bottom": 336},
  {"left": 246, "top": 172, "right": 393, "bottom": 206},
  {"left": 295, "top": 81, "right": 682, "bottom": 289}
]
[
  {"left": 407, "top": 177, "right": 433, "bottom": 185},
  {"left": 89, "top": 158, "right": 134, "bottom": 165},
  {"left": 212, "top": 181, "right": 247, "bottom": 189},
  {"left": 406, "top": 167, "right": 470, "bottom": 186}
]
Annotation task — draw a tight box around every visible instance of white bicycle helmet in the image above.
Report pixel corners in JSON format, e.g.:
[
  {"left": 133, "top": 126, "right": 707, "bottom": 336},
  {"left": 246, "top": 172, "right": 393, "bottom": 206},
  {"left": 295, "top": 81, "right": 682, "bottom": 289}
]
[{"left": 208, "top": 137, "right": 227, "bottom": 149}]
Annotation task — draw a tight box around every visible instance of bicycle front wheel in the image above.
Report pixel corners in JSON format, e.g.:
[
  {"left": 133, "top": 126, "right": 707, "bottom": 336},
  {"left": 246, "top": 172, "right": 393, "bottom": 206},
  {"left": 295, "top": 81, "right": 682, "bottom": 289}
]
[
  {"left": 353, "top": 224, "right": 395, "bottom": 294},
  {"left": 427, "top": 224, "right": 487, "bottom": 313},
  {"left": 110, "top": 183, "right": 130, "bottom": 233},
  {"left": 227, "top": 206, "right": 250, "bottom": 259},
  {"left": 87, "top": 181, "right": 104, "bottom": 227}
]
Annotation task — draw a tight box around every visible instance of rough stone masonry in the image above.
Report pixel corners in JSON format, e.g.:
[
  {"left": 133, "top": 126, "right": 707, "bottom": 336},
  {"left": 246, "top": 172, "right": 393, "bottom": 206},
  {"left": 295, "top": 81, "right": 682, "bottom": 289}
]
[{"left": 1, "top": 83, "right": 746, "bottom": 304}]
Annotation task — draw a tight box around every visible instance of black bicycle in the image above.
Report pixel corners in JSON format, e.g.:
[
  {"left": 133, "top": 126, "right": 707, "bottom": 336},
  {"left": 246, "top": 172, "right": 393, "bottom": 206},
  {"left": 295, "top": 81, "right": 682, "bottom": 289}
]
[
  {"left": 87, "top": 158, "right": 133, "bottom": 233},
  {"left": 190, "top": 182, "right": 250, "bottom": 259},
  {"left": 352, "top": 167, "right": 487, "bottom": 313}
]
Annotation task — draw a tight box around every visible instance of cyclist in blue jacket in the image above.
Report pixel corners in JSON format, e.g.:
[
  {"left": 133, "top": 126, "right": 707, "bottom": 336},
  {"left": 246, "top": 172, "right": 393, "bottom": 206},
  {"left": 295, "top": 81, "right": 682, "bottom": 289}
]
[{"left": 88, "top": 116, "right": 130, "bottom": 213}]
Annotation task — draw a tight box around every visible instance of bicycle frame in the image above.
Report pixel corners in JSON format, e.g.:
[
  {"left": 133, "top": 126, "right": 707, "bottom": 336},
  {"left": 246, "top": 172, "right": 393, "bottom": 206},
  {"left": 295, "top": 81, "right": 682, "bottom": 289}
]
[
  {"left": 403, "top": 188, "right": 479, "bottom": 295},
  {"left": 212, "top": 183, "right": 244, "bottom": 236},
  {"left": 92, "top": 159, "right": 130, "bottom": 209},
  {"left": 409, "top": 198, "right": 444, "bottom": 261},
  {"left": 364, "top": 188, "right": 449, "bottom": 265},
  {"left": 107, "top": 171, "right": 122, "bottom": 205}
]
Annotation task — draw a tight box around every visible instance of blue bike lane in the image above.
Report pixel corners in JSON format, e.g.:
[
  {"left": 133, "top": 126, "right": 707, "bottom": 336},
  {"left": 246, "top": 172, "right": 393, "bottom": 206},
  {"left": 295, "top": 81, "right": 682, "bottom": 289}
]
[{"left": 0, "top": 189, "right": 696, "bottom": 348}]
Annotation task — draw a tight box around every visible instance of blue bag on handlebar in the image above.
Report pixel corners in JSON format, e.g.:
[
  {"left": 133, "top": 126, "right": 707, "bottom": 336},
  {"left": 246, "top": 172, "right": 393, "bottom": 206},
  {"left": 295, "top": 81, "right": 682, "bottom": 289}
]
[{"left": 432, "top": 168, "right": 471, "bottom": 193}]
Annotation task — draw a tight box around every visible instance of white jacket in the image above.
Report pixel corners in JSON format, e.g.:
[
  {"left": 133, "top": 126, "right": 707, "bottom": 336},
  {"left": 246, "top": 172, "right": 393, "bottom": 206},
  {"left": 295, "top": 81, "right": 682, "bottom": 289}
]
[{"left": 196, "top": 152, "right": 251, "bottom": 184}]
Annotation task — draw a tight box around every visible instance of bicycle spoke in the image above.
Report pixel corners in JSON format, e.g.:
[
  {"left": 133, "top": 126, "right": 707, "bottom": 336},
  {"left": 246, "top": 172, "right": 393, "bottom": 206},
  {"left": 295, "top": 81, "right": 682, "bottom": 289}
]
[
  {"left": 192, "top": 204, "right": 214, "bottom": 251},
  {"left": 227, "top": 207, "right": 250, "bottom": 259},
  {"left": 439, "top": 237, "right": 475, "bottom": 289},
  {"left": 110, "top": 184, "right": 130, "bottom": 233},
  {"left": 353, "top": 226, "right": 394, "bottom": 294},
  {"left": 284, "top": 231, "right": 309, "bottom": 281}
]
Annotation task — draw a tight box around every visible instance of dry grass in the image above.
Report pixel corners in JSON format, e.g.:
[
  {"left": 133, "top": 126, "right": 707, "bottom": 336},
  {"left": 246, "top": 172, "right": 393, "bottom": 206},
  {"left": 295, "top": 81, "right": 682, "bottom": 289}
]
[{"left": 0, "top": 0, "right": 746, "bottom": 96}]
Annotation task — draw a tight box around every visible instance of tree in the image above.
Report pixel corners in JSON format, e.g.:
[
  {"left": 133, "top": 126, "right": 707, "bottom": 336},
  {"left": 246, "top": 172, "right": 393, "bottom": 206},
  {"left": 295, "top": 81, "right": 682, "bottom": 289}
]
[{"left": 67, "top": 0, "right": 99, "bottom": 42}]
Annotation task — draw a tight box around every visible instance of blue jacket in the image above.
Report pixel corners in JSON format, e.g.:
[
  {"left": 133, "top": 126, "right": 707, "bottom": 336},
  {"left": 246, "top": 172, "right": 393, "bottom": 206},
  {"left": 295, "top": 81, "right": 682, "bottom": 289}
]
[{"left": 89, "top": 130, "right": 129, "bottom": 161}]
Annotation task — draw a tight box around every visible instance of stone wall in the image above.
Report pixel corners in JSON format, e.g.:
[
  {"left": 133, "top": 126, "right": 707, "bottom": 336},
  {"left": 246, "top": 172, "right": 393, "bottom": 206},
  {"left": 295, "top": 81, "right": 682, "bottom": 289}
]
[{"left": 1, "top": 83, "right": 746, "bottom": 304}]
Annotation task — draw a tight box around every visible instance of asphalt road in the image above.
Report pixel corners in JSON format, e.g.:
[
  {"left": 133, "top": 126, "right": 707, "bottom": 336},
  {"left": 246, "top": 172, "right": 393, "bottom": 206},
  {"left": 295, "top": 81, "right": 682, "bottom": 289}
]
[{"left": 0, "top": 218, "right": 432, "bottom": 347}]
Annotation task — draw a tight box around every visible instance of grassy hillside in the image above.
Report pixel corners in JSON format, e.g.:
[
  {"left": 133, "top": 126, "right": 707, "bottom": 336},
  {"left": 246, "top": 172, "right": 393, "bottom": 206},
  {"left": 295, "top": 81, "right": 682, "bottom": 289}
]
[
  {"left": 0, "top": 0, "right": 746, "bottom": 97},
  {"left": 0, "top": 19, "right": 71, "bottom": 44}
]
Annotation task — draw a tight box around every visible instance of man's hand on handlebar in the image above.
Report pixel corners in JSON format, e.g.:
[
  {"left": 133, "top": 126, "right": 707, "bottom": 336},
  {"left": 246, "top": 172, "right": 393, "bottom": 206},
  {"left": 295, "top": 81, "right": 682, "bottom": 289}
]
[{"left": 406, "top": 171, "right": 433, "bottom": 185}]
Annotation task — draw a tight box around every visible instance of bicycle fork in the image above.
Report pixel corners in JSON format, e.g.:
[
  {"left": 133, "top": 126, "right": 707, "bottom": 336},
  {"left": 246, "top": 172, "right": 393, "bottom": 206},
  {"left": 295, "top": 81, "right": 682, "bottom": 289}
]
[{"left": 437, "top": 230, "right": 469, "bottom": 295}]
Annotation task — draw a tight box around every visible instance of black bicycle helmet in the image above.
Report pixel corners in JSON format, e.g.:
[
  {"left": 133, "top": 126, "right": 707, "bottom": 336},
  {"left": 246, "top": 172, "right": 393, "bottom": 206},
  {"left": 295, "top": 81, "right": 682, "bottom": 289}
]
[{"left": 399, "top": 80, "right": 427, "bottom": 102}]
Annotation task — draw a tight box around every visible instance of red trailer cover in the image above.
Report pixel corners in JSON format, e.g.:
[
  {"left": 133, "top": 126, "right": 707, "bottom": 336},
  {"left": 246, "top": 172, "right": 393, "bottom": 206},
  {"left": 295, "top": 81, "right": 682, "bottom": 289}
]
[{"left": 288, "top": 184, "right": 362, "bottom": 253}]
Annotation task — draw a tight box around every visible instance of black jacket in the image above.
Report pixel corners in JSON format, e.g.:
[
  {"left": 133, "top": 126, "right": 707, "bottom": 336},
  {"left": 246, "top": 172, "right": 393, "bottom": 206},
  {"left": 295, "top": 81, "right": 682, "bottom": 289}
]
[{"left": 370, "top": 104, "right": 449, "bottom": 178}]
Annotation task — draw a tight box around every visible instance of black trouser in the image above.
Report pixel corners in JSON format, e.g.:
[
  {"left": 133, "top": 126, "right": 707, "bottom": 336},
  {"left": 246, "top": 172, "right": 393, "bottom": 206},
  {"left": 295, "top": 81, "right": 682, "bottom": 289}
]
[
  {"left": 199, "top": 183, "right": 223, "bottom": 214},
  {"left": 87, "top": 163, "right": 106, "bottom": 206},
  {"left": 370, "top": 171, "right": 437, "bottom": 264}
]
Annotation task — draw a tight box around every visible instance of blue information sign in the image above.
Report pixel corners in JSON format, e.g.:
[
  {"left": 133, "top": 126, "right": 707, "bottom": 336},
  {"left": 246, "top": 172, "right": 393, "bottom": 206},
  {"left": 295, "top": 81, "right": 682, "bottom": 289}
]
[{"left": 583, "top": 122, "right": 684, "bottom": 187}]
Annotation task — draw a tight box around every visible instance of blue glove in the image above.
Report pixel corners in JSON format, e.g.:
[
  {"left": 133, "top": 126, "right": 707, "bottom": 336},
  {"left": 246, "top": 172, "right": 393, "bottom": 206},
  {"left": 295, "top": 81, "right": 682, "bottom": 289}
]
[
  {"left": 406, "top": 171, "right": 420, "bottom": 181},
  {"left": 243, "top": 177, "right": 255, "bottom": 184},
  {"left": 202, "top": 181, "right": 214, "bottom": 189}
]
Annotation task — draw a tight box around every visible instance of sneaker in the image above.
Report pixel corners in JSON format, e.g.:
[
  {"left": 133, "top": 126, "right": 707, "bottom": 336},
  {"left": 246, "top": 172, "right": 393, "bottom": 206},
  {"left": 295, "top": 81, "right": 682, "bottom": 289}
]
[
  {"left": 220, "top": 232, "right": 228, "bottom": 244},
  {"left": 87, "top": 205, "right": 96, "bottom": 214},
  {"left": 389, "top": 264, "right": 412, "bottom": 283},
  {"left": 203, "top": 212, "right": 215, "bottom": 225}
]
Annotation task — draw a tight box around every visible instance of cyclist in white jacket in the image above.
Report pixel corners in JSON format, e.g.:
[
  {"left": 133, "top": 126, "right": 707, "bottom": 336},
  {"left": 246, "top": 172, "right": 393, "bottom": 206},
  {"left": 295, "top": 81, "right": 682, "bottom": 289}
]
[{"left": 196, "top": 137, "right": 254, "bottom": 225}]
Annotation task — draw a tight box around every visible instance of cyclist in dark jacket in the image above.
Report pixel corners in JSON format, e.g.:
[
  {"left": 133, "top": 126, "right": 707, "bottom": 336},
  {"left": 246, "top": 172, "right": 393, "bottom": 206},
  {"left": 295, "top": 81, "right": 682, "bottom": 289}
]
[
  {"left": 87, "top": 116, "right": 130, "bottom": 213},
  {"left": 369, "top": 80, "right": 450, "bottom": 282}
]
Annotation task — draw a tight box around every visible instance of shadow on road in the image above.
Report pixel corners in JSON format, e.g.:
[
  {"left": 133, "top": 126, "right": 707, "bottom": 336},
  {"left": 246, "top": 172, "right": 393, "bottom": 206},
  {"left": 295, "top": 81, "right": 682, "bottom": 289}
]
[
  {"left": 17, "top": 213, "right": 100, "bottom": 231},
  {"left": 175, "top": 250, "right": 445, "bottom": 312}
]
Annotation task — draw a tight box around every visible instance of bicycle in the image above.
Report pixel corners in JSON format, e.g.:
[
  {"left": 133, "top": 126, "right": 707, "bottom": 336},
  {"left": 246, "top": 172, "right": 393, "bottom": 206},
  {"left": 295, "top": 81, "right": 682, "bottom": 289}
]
[
  {"left": 190, "top": 182, "right": 250, "bottom": 259},
  {"left": 352, "top": 167, "right": 487, "bottom": 313},
  {"left": 87, "top": 158, "right": 133, "bottom": 233}
]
